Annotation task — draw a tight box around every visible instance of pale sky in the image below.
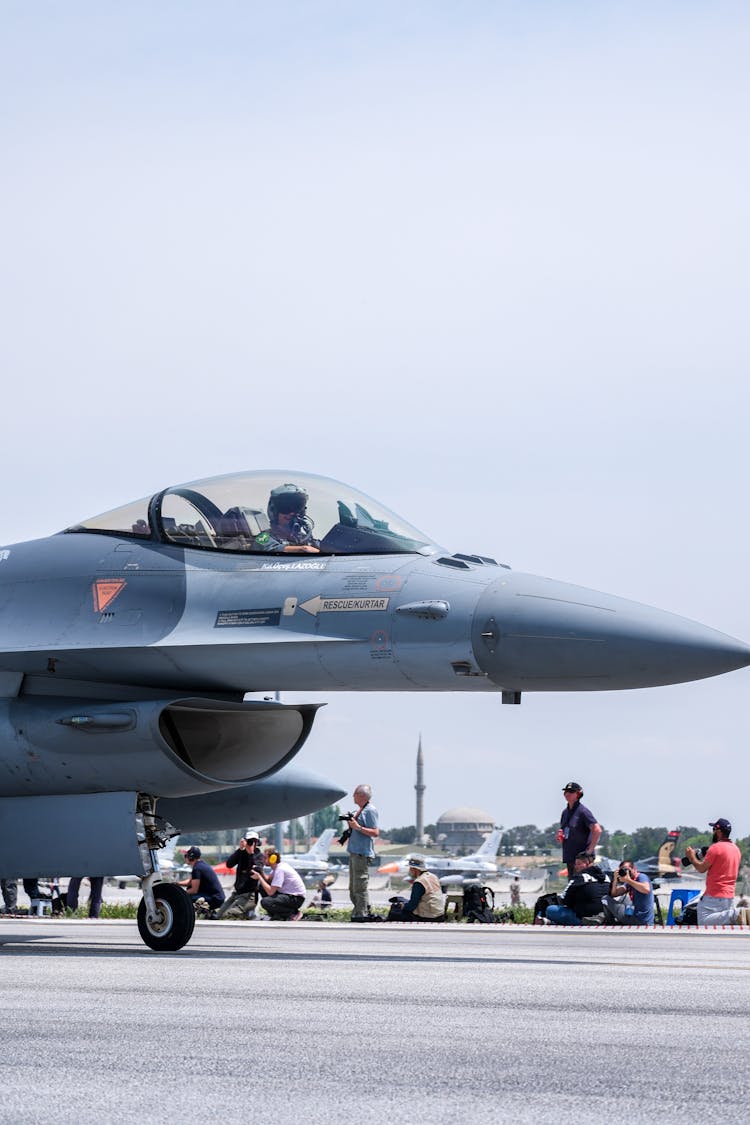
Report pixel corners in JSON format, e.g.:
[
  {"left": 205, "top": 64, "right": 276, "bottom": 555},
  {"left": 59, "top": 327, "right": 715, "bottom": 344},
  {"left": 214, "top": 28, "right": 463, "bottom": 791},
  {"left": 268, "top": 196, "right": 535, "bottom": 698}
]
[{"left": 1, "top": 3, "right": 749, "bottom": 835}]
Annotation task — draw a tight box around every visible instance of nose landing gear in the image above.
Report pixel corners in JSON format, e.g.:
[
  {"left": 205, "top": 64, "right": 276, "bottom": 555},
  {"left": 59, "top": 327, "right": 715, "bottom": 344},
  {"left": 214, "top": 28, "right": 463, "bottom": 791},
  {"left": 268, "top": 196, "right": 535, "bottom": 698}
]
[{"left": 137, "top": 794, "right": 194, "bottom": 952}]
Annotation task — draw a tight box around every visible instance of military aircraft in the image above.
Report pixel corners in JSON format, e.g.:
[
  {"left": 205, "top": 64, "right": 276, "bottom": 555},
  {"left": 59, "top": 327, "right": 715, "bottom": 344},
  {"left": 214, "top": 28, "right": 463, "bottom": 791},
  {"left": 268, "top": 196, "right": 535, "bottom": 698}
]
[
  {"left": 379, "top": 827, "right": 503, "bottom": 883},
  {"left": 595, "top": 829, "right": 702, "bottom": 883},
  {"left": 0, "top": 469, "right": 747, "bottom": 951},
  {"left": 286, "top": 828, "right": 339, "bottom": 884}
]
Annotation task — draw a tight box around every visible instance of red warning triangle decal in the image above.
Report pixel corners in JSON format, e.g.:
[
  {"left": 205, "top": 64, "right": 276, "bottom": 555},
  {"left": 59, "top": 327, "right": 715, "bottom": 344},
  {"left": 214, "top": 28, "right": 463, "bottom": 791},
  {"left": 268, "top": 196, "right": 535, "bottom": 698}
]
[{"left": 93, "top": 579, "right": 127, "bottom": 613}]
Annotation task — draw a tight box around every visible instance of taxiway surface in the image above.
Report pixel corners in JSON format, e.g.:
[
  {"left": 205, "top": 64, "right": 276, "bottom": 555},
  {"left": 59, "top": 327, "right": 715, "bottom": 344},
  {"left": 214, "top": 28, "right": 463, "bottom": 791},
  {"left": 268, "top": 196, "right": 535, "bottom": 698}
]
[{"left": 1, "top": 919, "right": 748, "bottom": 1124}]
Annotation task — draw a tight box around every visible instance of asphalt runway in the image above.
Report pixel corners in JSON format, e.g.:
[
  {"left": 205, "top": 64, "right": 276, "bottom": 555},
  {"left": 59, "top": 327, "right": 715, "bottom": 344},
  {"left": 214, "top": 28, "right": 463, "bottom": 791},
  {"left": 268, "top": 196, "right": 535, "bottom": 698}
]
[{"left": 1, "top": 919, "right": 748, "bottom": 1124}]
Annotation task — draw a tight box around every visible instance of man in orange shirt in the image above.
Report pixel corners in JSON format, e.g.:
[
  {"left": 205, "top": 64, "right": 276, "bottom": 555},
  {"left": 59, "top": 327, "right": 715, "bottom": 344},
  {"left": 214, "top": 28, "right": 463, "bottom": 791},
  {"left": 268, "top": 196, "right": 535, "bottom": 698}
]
[{"left": 685, "top": 818, "right": 741, "bottom": 926}]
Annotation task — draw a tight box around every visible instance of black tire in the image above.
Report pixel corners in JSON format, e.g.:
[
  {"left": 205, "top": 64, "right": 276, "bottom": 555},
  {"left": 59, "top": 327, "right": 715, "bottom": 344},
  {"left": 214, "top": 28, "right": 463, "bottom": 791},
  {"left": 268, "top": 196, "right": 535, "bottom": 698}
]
[{"left": 137, "top": 883, "right": 196, "bottom": 951}]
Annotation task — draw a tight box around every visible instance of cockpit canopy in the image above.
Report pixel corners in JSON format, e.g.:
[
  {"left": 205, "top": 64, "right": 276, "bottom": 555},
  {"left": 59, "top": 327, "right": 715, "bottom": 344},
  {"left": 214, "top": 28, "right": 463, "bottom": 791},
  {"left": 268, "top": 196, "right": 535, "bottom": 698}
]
[{"left": 64, "top": 471, "right": 437, "bottom": 557}]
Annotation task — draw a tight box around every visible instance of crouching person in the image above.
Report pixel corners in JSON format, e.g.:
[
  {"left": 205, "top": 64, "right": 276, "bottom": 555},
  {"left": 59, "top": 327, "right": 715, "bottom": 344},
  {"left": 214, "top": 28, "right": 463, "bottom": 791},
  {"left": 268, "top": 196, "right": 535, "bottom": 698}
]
[
  {"left": 609, "top": 860, "right": 654, "bottom": 925},
  {"left": 546, "top": 852, "right": 608, "bottom": 925},
  {"left": 389, "top": 857, "right": 445, "bottom": 922},
  {"left": 215, "top": 830, "right": 264, "bottom": 920},
  {"left": 180, "top": 847, "right": 226, "bottom": 916},
  {"left": 252, "top": 848, "right": 305, "bottom": 921}
]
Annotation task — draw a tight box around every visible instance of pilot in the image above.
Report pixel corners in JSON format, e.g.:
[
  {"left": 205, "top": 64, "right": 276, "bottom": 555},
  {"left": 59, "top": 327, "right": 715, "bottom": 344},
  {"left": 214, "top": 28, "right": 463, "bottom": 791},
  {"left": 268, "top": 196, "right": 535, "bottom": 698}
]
[
  {"left": 253, "top": 484, "right": 320, "bottom": 554},
  {"left": 180, "top": 846, "right": 226, "bottom": 916}
]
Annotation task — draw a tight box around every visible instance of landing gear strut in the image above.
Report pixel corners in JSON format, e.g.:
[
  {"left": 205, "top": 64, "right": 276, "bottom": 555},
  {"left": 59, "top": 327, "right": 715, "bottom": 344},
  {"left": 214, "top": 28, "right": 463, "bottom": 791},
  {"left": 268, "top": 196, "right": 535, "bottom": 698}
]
[{"left": 136, "top": 794, "right": 195, "bottom": 952}]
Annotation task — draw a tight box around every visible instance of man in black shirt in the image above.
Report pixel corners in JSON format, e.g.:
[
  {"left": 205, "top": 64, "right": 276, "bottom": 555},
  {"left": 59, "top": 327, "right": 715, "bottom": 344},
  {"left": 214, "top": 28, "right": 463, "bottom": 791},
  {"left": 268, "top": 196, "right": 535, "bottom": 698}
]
[
  {"left": 214, "top": 830, "right": 265, "bottom": 920},
  {"left": 546, "top": 852, "right": 609, "bottom": 925},
  {"left": 557, "top": 781, "right": 602, "bottom": 877},
  {"left": 180, "top": 847, "right": 225, "bottom": 914}
]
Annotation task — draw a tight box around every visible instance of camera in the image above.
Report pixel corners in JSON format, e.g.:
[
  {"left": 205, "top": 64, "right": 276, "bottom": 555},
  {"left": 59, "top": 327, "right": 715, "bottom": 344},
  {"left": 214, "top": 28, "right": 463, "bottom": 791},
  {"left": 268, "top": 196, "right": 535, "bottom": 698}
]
[
  {"left": 618, "top": 866, "right": 630, "bottom": 878},
  {"left": 681, "top": 846, "right": 708, "bottom": 868},
  {"left": 338, "top": 811, "right": 355, "bottom": 846}
]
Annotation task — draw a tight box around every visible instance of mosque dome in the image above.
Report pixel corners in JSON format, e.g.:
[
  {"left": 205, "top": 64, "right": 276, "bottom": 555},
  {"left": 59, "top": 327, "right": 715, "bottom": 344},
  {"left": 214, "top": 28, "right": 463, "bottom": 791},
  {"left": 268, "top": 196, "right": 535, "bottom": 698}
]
[{"left": 436, "top": 806, "right": 495, "bottom": 850}]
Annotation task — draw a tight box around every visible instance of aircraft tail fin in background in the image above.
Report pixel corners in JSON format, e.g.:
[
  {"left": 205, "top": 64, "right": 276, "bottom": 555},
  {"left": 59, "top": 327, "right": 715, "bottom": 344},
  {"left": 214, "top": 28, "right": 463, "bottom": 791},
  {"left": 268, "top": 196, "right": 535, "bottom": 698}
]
[
  {"left": 657, "top": 829, "right": 681, "bottom": 874},
  {"left": 473, "top": 827, "right": 502, "bottom": 859},
  {"left": 306, "top": 827, "right": 336, "bottom": 860}
]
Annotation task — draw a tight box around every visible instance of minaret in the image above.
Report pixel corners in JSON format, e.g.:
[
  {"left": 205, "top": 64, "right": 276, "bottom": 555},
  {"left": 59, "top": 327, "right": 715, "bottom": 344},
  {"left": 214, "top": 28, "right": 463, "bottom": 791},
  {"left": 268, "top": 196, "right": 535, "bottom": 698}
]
[{"left": 415, "top": 734, "right": 425, "bottom": 843}]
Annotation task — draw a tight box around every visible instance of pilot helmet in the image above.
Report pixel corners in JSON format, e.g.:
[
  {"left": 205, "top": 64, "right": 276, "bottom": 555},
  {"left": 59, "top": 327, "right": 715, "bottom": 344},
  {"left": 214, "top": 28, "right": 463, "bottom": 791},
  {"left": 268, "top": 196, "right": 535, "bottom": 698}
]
[{"left": 268, "top": 483, "right": 308, "bottom": 523}]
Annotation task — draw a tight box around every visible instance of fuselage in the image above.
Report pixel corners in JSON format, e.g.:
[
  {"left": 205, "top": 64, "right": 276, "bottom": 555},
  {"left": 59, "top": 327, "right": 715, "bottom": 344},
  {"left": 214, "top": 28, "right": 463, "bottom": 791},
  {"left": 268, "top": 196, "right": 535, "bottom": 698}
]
[{"left": 0, "top": 529, "right": 747, "bottom": 698}]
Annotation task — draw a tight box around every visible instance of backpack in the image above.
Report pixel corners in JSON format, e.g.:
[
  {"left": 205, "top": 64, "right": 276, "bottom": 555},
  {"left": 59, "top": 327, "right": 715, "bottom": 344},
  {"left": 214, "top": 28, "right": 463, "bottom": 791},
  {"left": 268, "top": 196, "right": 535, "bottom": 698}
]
[
  {"left": 463, "top": 884, "right": 495, "bottom": 923},
  {"left": 533, "top": 892, "right": 560, "bottom": 921},
  {"left": 386, "top": 896, "right": 407, "bottom": 921},
  {"left": 675, "top": 901, "right": 699, "bottom": 927}
]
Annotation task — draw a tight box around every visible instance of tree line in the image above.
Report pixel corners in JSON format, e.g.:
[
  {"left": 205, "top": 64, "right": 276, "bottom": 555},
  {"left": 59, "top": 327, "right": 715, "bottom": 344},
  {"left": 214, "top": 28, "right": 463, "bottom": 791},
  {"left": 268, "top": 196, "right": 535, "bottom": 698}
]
[
  {"left": 185, "top": 807, "right": 749, "bottom": 866},
  {"left": 383, "top": 821, "right": 750, "bottom": 863}
]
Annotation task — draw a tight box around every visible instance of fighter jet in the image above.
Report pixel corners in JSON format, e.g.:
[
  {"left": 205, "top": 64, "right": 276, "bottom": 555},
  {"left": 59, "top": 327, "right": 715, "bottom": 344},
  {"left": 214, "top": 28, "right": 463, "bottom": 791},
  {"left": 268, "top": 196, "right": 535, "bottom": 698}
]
[
  {"left": 596, "top": 829, "right": 698, "bottom": 882},
  {"left": 0, "top": 469, "right": 747, "bottom": 951},
  {"left": 379, "top": 827, "right": 503, "bottom": 883},
  {"left": 286, "top": 828, "right": 339, "bottom": 884}
]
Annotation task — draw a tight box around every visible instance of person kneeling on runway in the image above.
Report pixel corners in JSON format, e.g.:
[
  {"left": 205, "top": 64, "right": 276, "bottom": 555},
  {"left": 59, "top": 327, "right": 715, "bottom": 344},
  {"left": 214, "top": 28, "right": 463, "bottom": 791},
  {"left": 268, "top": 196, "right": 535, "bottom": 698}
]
[
  {"left": 251, "top": 848, "right": 306, "bottom": 921},
  {"left": 388, "top": 857, "right": 445, "bottom": 922},
  {"left": 546, "top": 852, "right": 608, "bottom": 926},
  {"left": 180, "top": 847, "right": 226, "bottom": 916}
]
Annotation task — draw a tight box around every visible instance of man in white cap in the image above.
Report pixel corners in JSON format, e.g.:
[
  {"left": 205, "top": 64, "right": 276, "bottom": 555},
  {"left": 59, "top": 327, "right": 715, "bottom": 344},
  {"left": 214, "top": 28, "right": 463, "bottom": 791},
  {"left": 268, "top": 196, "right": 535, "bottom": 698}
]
[{"left": 214, "top": 829, "right": 265, "bottom": 920}]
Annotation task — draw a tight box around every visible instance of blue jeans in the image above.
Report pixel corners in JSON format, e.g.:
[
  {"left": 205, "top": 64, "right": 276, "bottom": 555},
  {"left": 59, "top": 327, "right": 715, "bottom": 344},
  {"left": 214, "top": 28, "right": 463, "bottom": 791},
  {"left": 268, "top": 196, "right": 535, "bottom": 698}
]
[{"left": 546, "top": 904, "right": 582, "bottom": 926}]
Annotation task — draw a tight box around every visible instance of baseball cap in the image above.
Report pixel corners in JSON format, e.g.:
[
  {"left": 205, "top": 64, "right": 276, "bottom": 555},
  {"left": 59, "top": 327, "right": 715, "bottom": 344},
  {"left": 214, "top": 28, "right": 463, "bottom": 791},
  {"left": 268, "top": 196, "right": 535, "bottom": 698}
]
[
  {"left": 243, "top": 829, "right": 260, "bottom": 842},
  {"left": 709, "top": 818, "right": 732, "bottom": 835},
  {"left": 407, "top": 856, "right": 427, "bottom": 871},
  {"left": 185, "top": 846, "right": 201, "bottom": 860},
  {"left": 562, "top": 781, "right": 582, "bottom": 792}
]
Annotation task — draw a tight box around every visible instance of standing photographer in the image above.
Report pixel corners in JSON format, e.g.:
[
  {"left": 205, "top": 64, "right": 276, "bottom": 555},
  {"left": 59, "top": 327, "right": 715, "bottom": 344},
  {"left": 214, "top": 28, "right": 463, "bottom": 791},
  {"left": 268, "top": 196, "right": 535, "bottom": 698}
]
[
  {"left": 345, "top": 784, "right": 380, "bottom": 922},
  {"left": 610, "top": 860, "right": 654, "bottom": 925},
  {"left": 685, "top": 818, "right": 740, "bottom": 926}
]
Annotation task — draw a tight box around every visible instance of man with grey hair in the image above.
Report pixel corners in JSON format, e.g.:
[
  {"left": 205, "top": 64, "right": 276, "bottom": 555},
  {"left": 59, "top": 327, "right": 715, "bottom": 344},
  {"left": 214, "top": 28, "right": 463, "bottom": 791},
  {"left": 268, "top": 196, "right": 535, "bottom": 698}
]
[{"left": 345, "top": 784, "right": 380, "bottom": 921}]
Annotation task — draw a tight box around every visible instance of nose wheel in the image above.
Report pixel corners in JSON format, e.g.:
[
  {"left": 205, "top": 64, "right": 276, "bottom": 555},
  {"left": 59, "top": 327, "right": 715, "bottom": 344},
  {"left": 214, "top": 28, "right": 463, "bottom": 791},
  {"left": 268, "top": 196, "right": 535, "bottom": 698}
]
[{"left": 137, "top": 882, "right": 195, "bottom": 952}]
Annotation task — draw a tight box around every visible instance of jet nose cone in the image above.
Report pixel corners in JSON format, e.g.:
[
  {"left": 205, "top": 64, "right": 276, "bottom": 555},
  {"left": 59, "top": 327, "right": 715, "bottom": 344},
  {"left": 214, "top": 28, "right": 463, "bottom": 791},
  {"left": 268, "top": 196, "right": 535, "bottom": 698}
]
[{"left": 472, "top": 574, "right": 750, "bottom": 691}]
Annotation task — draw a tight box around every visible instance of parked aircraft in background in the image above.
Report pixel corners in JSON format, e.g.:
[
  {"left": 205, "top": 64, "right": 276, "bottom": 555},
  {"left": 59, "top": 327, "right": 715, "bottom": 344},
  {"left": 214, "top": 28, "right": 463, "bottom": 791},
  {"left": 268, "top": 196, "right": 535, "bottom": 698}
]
[
  {"left": 211, "top": 828, "right": 340, "bottom": 883},
  {"left": 379, "top": 828, "right": 504, "bottom": 884},
  {"left": 1, "top": 469, "right": 746, "bottom": 951},
  {"left": 594, "top": 830, "right": 701, "bottom": 882},
  {"left": 286, "top": 828, "right": 339, "bottom": 884}
]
